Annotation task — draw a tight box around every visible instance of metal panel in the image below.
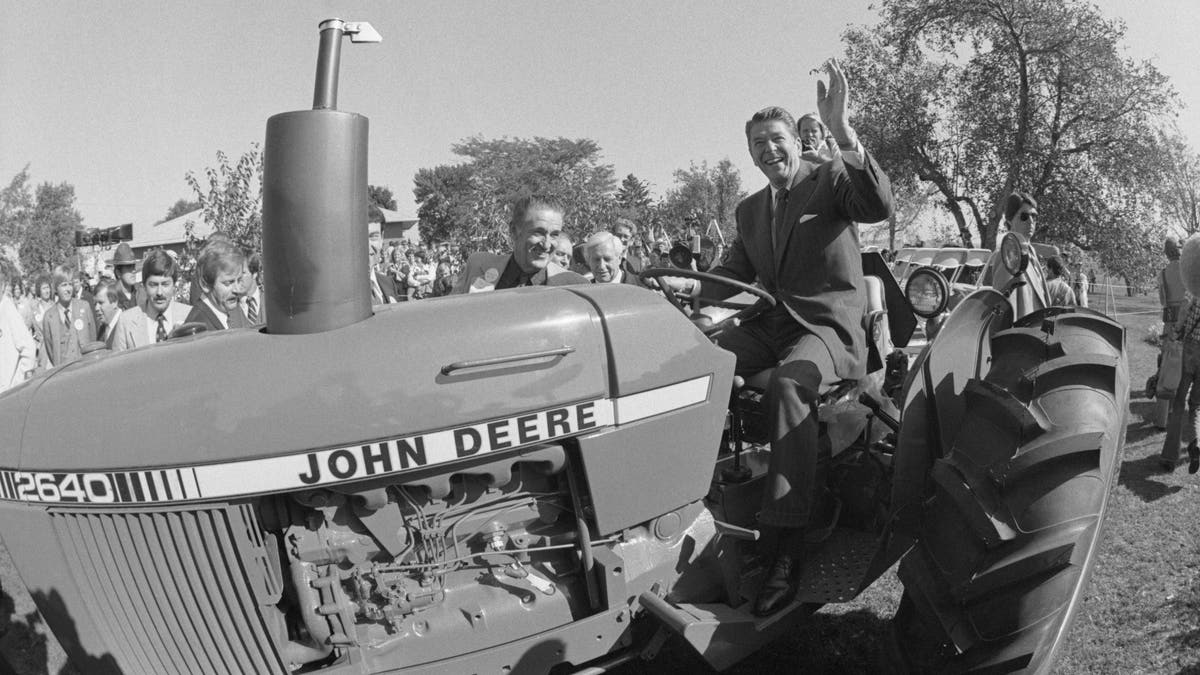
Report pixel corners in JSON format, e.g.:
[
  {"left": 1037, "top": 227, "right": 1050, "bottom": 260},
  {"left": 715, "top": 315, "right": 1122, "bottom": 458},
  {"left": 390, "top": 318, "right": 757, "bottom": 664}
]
[{"left": 50, "top": 504, "right": 287, "bottom": 675}]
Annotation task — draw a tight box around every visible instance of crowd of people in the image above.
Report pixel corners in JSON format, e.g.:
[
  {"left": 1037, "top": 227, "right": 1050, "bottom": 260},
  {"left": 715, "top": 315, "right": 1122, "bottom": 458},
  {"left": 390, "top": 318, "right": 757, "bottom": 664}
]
[{"left": 0, "top": 236, "right": 270, "bottom": 390}]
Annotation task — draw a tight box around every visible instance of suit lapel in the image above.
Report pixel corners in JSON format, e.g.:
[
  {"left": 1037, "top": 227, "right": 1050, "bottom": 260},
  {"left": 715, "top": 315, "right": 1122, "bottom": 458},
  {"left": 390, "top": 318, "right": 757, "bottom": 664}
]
[{"left": 774, "top": 166, "right": 821, "bottom": 272}]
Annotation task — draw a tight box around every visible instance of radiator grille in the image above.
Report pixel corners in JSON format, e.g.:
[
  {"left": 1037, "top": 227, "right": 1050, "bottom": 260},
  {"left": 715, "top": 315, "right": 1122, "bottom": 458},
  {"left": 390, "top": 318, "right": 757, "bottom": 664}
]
[{"left": 50, "top": 504, "right": 287, "bottom": 675}]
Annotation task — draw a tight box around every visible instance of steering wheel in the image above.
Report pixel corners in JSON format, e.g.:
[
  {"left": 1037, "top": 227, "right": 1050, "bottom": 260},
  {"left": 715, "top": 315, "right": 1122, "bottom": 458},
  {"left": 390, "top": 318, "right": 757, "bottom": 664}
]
[{"left": 639, "top": 267, "right": 775, "bottom": 335}]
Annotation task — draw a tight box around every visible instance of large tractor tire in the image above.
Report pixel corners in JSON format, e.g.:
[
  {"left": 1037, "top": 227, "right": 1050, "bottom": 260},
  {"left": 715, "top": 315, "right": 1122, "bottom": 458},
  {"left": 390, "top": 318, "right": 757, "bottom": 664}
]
[{"left": 892, "top": 308, "right": 1128, "bottom": 673}]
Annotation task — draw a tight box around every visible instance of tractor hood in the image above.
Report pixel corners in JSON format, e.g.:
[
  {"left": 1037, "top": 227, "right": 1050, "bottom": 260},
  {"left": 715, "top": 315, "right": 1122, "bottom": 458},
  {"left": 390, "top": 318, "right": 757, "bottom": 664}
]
[{"left": 0, "top": 284, "right": 725, "bottom": 503}]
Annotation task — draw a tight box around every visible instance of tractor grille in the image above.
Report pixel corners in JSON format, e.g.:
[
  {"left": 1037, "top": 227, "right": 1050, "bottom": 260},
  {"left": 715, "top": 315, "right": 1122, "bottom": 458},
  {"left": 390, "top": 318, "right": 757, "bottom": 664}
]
[{"left": 50, "top": 504, "right": 287, "bottom": 675}]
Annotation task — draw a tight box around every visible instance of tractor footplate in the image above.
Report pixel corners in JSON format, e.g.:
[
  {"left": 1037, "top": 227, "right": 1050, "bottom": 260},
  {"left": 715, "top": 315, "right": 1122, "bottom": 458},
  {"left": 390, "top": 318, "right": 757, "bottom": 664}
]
[{"left": 794, "top": 528, "right": 877, "bottom": 603}]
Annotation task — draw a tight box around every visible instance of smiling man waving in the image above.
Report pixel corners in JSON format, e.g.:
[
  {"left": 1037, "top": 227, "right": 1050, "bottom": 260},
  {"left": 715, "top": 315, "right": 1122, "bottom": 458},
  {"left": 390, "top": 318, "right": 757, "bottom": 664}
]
[{"left": 701, "top": 59, "right": 893, "bottom": 616}]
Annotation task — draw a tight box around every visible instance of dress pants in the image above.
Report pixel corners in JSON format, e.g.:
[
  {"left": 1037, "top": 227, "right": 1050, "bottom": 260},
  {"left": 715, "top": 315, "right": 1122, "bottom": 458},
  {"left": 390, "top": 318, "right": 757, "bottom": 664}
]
[
  {"left": 717, "top": 305, "right": 838, "bottom": 527},
  {"left": 1162, "top": 340, "right": 1200, "bottom": 463}
]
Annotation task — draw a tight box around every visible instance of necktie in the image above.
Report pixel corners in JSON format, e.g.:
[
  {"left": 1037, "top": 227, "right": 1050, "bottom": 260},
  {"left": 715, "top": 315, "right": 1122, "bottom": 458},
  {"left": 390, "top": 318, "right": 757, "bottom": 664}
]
[
  {"left": 247, "top": 296, "right": 259, "bottom": 323},
  {"left": 772, "top": 188, "right": 789, "bottom": 252},
  {"left": 155, "top": 314, "right": 167, "bottom": 343}
]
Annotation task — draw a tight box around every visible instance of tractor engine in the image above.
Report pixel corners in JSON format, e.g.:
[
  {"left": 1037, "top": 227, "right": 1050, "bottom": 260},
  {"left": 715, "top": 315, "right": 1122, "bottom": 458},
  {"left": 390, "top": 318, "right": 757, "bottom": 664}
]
[{"left": 256, "top": 447, "right": 589, "bottom": 667}]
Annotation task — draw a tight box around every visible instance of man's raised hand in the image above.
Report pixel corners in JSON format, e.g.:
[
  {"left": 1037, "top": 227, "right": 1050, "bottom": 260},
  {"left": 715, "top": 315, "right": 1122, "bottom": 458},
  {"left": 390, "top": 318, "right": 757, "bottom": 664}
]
[{"left": 816, "top": 58, "right": 857, "bottom": 149}]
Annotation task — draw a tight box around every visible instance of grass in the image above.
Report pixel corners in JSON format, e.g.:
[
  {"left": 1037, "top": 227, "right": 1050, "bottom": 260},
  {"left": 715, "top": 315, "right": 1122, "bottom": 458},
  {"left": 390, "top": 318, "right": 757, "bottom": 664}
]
[{"left": 0, "top": 294, "right": 1193, "bottom": 674}]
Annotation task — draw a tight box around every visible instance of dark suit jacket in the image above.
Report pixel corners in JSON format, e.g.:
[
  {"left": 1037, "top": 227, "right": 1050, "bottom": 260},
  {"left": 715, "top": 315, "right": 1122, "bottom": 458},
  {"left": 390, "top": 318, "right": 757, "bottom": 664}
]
[
  {"left": 185, "top": 300, "right": 248, "bottom": 332},
  {"left": 707, "top": 151, "right": 892, "bottom": 379}
]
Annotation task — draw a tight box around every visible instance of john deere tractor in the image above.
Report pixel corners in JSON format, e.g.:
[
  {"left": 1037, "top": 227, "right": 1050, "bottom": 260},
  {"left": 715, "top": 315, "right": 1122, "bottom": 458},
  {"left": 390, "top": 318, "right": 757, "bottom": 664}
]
[{"left": 0, "top": 20, "right": 1127, "bottom": 675}]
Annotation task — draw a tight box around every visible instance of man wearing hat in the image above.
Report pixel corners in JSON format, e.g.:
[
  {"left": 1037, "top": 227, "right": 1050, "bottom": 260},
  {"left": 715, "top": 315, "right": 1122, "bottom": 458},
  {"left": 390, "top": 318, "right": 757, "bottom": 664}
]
[{"left": 111, "top": 242, "right": 141, "bottom": 310}]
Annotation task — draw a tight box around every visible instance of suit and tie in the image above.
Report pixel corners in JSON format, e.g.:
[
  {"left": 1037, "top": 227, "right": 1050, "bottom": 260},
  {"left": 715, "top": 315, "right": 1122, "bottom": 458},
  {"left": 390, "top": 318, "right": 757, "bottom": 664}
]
[
  {"left": 109, "top": 301, "right": 192, "bottom": 351},
  {"left": 40, "top": 299, "right": 97, "bottom": 367},
  {"left": 706, "top": 145, "right": 892, "bottom": 529},
  {"left": 452, "top": 253, "right": 588, "bottom": 294},
  {"left": 185, "top": 299, "right": 248, "bottom": 332}
]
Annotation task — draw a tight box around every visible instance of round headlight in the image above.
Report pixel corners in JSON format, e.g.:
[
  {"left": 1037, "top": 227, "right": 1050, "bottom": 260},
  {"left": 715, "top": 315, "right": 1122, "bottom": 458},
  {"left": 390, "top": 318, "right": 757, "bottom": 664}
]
[
  {"left": 999, "top": 232, "right": 1030, "bottom": 276},
  {"left": 905, "top": 266, "right": 949, "bottom": 319}
]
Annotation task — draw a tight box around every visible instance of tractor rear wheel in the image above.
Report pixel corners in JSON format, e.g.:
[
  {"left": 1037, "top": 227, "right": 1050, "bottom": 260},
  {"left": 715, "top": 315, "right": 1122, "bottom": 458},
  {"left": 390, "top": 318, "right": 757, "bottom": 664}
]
[{"left": 892, "top": 308, "right": 1128, "bottom": 674}]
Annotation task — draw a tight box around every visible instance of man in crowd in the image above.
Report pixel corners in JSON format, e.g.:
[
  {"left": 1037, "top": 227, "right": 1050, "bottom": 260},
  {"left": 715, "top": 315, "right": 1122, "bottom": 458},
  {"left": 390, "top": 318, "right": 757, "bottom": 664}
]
[
  {"left": 453, "top": 195, "right": 588, "bottom": 293},
  {"left": 611, "top": 219, "right": 644, "bottom": 276},
  {"left": 584, "top": 231, "right": 646, "bottom": 288},
  {"left": 1155, "top": 237, "right": 1188, "bottom": 427},
  {"left": 1005, "top": 192, "right": 1038, "bottom": 238},
  {"left": 1044, "top": 256, "right": 1077, "bottom": 306},
  {"left": 40, "top": 265, "right": 97, "bottom": 367},
  {"left": 93, "top": 280, "right": 122, "bottom": 347},
  {"left": 186, "top": 244, "right": 248, "bottom": 331},
  {"left": 112, "top": 242, "right": 141, "bottom": 310},
  {"left": 551, "top": 234, "right": 574, "bottom": 269},
  {"left": 699, "top": 59, "right": 892, "bottom": 616},
  {"left": 110, "top": 250, "right": 192, "bottom": 350},
  {"left": 242, "top": 252, "right": 265, "bottom": 324}
]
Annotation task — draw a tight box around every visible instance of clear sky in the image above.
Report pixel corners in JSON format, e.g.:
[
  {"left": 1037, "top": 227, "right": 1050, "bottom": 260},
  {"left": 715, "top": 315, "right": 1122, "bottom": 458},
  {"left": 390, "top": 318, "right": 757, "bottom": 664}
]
[{"left": 2, "top": 1, "right": 1198, "bottom": 230}]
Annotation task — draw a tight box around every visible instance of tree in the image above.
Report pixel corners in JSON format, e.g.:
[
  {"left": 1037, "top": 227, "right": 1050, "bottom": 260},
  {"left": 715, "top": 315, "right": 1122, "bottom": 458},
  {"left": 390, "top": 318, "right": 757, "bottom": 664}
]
[
  {"left": 368, "top": 185, "right": 397, "bottom": 212},
  {"left": 159, "top": 198, "right": 200, "bottom": 224},
  {"left": 413, "top": 136, "right": 617, "bottom": 252},
  {"left": 185, "top": 144, "right": 264, "bottom": 255},
  {"left": 0, "top": 166, "right": 33, "bottom": 250},
  {"left": 1154, "top": 127, "right": 1200, "bottom": 237},
  {"left": 841, "top": 0, "right": 1177, "bottom": 255},
  {"left": 20, "top": 182, "right": 81, "bottom": 275},
  {"left": 616, "top": 174, "right": 654, "bottom": 221},
  {"left": 656, "top": 159, "right": 746, "bottom": 244}
]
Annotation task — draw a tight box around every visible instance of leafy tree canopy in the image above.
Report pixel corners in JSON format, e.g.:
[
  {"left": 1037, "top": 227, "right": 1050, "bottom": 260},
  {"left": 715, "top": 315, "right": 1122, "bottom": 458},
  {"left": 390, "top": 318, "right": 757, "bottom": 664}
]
[
  {"left": 185, "top": 144, "right": 263, "bottom": 255},
  {"left": 414, "top": 136, "right": 616, "bottom": 252},
  {"left": 840, "top": 0, "right": 1178, "bottom": 284},
  {"left": 20, "top": 181, "right": 81, "bottom": 275},
  {"left": 159, "top": 198, "right": 200, "bottom": 224}
]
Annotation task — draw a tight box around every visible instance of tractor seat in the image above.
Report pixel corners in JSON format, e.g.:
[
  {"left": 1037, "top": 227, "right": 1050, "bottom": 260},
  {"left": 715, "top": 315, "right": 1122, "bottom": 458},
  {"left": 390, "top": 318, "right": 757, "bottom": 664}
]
[{"left": 734, "top": 274, "right": 890, "bottom": 402}]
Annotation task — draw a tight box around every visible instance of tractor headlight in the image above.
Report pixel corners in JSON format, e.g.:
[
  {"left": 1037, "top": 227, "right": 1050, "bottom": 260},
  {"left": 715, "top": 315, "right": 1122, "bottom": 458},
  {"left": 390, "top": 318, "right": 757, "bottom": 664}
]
[
  {"left": 905, "top": 267, "right": 949, "bottom": 319},
  {"left": 999, "top": 232, "right": 1030, "bottom": 276}
]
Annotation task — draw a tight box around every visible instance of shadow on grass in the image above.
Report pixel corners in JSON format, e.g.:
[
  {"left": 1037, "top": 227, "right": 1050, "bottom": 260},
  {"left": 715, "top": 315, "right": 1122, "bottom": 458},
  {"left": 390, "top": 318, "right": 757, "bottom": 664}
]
[
  {"left": 0, "top": 583, "right": 46, "bottom": 675},
  {"left": 1118, "top": 453, "right": 1184, "bottom": 503},
  {"left": 1167, "top": 582, "right": 1200, "bottom": 674},
  {"left": 615, "top": 607, "right": 895, "bottom": 674},
  {"left": 1127, "top": 400, "right": 1167, "bottom": 445}
]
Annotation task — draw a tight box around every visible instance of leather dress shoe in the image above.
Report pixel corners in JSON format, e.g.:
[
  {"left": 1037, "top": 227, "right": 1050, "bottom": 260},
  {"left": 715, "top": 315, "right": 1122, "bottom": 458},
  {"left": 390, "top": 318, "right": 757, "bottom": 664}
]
[
  {"left": 1189, "top": 442, "right": 1199, "bottom": 474},
  {"left": 754, "top": 553, "right": 801, "bottom": 616},
  {"left": 1160, "top": 458, "right": 1178, "bottom": 474}
]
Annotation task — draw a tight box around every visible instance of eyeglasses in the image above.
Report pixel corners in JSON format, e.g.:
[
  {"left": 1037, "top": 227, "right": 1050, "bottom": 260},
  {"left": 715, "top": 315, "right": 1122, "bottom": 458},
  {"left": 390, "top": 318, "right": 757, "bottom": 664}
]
[{"left": 1020, "top": 212, "right": 1038, "bottom": 222}]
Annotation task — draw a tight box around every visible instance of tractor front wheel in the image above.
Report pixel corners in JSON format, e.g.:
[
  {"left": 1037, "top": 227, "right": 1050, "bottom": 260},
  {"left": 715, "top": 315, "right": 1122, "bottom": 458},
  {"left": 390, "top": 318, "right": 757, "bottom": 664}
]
[{"left": 892, "top": 308, "right": 1128, "bottom": 673}]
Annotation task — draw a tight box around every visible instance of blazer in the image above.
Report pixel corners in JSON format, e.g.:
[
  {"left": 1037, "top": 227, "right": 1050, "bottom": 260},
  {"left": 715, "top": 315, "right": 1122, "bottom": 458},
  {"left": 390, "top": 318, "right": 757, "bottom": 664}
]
[
  {"left": 185, "top": 300, "right": 248, "bottom": 332},
  {"left": 40, "top": 298, "right": 96, "bottom": 367},
  {"left": 707, "top": 150, "right": 892, "bottom": 379},
  {"left": 452, "top": 253, "right": 588, "bottom": 294},
  {"left": 109, "top": 301, "right": 193, "bottom": 351}
]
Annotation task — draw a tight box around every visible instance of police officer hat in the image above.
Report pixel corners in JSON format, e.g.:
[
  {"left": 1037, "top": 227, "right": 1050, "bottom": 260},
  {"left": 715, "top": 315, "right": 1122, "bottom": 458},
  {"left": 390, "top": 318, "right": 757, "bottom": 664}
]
[{"left": 112, "top": 242, "right": 138, "bottom": 268}]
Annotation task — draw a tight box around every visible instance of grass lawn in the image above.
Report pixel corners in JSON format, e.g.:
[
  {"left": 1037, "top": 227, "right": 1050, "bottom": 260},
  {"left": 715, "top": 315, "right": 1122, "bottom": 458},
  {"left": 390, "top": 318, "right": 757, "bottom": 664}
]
[{"left": 0, "top": 293, "right": 1194, "bottom": 674}]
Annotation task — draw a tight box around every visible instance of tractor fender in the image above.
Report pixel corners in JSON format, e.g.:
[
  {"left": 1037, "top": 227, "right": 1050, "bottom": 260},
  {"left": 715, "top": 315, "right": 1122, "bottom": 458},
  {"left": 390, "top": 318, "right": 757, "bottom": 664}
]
[
  {"left": 890, "top": 288, "right": 1015, "bottom": 537},
  {"left": 891, "top": 306, "right": 1129, "bottom": 673}
]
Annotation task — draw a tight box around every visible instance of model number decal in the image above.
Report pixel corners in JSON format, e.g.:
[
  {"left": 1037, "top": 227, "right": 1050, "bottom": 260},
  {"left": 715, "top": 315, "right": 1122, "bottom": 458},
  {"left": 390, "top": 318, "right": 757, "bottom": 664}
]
[{"left": 0, "top": 469, "right": 199, "bottom": 505}]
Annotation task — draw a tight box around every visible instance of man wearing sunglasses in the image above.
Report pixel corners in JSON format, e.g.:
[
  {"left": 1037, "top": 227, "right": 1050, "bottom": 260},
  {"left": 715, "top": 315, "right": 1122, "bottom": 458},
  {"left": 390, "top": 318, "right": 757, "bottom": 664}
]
[{"left": 1005, "top": 192, "right": 1038, "bottom": 238}]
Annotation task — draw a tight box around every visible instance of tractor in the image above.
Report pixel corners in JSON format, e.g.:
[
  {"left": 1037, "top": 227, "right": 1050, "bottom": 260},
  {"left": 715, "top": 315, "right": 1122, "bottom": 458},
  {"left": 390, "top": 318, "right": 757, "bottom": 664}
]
[{"left": 0, "top": 20, "right": 1127, "bottom": 675}]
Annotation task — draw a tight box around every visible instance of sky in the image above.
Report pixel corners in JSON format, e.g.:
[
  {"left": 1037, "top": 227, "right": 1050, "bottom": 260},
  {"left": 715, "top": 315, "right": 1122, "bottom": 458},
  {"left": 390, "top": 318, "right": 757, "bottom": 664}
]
[{"left": 3, "top": 1, "right": 1199, "bottom": 231}]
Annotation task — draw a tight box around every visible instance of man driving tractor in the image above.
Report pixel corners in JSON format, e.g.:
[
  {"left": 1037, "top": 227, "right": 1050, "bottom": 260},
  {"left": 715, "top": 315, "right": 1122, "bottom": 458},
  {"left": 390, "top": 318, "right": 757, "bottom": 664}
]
[{"left": 699, "top": 59, "right": 893, "bottom": 616}]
